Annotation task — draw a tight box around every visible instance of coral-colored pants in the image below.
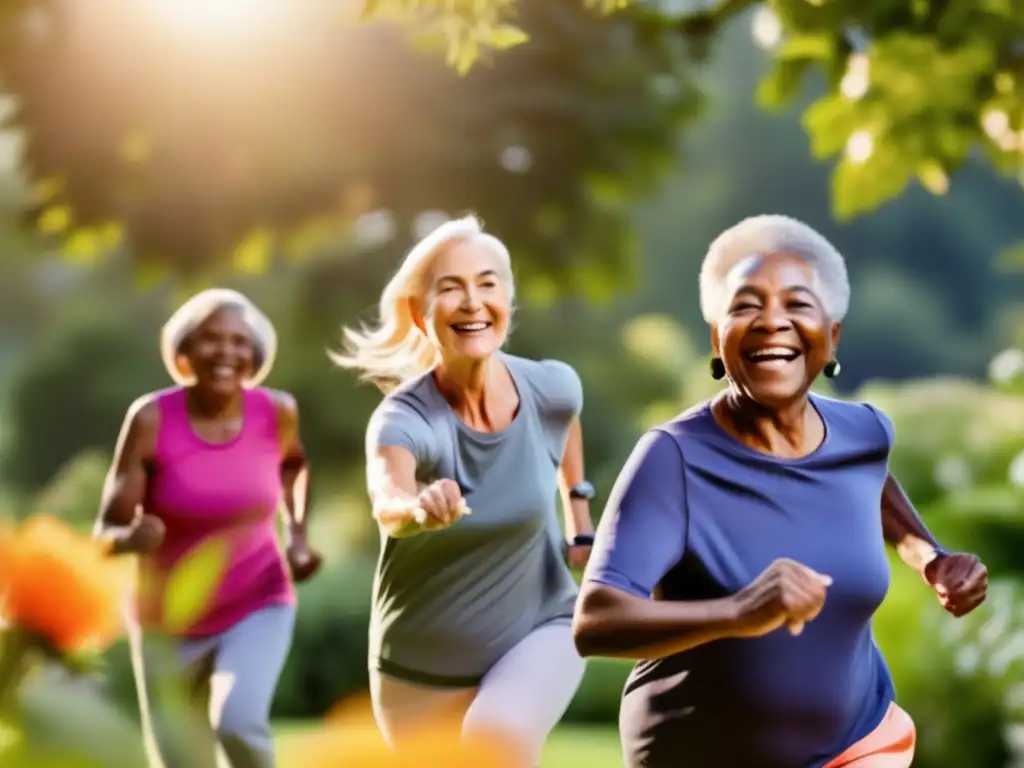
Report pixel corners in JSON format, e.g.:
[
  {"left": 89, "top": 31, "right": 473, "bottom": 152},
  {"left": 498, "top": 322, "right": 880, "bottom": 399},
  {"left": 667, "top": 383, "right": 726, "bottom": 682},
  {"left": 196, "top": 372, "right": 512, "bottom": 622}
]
[{"left": 824, "top": 703, "right": 916, "bottom": 767}]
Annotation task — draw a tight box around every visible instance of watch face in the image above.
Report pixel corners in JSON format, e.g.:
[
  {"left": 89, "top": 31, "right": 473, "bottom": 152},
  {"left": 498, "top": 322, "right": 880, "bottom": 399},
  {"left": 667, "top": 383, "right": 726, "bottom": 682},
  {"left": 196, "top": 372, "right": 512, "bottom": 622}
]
[{"left": 570, "top": 481, "right": 595, "bottom": 500}]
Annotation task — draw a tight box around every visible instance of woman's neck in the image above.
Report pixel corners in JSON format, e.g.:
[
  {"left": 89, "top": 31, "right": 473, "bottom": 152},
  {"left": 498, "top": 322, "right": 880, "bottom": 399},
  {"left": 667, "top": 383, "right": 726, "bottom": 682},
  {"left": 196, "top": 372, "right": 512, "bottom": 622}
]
[
  {"left": 185, "top": 386, "right": 244, "bottom": 420},
  {"left": 716, "top": 388, "right": 822, "bottom": 459},
  {"left": 433, "top": 355, "right": 517, "bottom": 432}
]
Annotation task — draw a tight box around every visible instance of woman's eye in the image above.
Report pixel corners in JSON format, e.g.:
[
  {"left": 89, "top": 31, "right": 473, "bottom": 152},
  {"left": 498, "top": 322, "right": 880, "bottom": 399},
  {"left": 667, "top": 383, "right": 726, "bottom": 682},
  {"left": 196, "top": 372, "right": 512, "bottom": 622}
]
[
  {"left": 789, "top": 301, "right": 813, "bottom": 309},
  {"left": 730, "top": 302, "right": 757, "bottom": 312},
  {"left": 480, "top": 281, "right": 497, "bottom": 289}
]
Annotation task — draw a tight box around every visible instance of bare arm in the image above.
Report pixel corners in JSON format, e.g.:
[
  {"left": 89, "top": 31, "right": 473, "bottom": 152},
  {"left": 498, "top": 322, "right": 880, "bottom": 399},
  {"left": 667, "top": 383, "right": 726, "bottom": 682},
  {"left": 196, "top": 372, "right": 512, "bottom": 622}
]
[
  {"left": 558, "top": 418, "right": 594, "bottom": 540},
  {"left": 367, "top": 445, "right": 429, "bottom": 539},
  {"left": 882, "top": 473, "right": 944, "bottom": 575},
  {"left": 94, "top": 398, "right": 158, "bottom": 554},
  {"left": 574, "top": 583, "right": 740, "bottom": 659},
  {"left": 272, "top": 391, "right": 309, "bottom": 540}
]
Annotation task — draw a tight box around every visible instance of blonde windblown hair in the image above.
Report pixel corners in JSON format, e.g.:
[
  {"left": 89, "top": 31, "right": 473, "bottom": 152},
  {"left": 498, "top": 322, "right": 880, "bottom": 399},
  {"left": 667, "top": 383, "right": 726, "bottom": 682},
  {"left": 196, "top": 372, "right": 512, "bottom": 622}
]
[{"left": 331, "top": 214, "right": 515, "bottom": 392}]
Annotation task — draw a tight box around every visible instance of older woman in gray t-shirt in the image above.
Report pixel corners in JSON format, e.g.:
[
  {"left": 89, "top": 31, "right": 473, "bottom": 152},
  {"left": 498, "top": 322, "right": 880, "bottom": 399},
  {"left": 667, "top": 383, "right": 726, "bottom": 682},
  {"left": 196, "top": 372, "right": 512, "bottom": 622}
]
[{"left": 332, "top": 214, "right": 596, "bottom": 765}]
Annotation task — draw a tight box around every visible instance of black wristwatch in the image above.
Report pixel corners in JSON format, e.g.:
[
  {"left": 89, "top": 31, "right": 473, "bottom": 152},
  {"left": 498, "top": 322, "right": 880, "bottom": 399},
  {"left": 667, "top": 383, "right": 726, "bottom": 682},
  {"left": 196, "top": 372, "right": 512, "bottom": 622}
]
[
  {"left": 569, "top": 533, "right": 595, "bottom": 548},
  {"left": 568, "top": 481, "right": 596, "bottom": 501}
]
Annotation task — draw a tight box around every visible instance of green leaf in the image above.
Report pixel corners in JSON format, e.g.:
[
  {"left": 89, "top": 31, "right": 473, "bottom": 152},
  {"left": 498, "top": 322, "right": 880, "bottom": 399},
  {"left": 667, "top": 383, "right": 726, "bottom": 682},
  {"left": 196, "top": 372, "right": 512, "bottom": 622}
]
[
  {"left": 484, "top": 24, "right": 530, "bottom": 51},
  {"left": 62, "top": 230, "right": 102, "bottom": 265},
  {"left": 777, "top": 34, "right": 834, "bottom": 61},
  {"left": 447, "top": 36, "right": 480, "bottom": 75},
  {"left": 232, "top": 228, "right": 273, "bottom": 274},
  {"left": 161, "top": 536, "right": 231, "bottom": 634},
  {"left": 916, "top": 159, "right": 950, "bottom": 196},
  {"left": 801, "top": 95, "right": 860, "bottom": 158},
  {"left": 831, "top": 148, "right": 914, "bottom": 220},
  {"left": 358, "top": 0, "right": 384, "bottom": 21},
  {"left": 37, "top": 206, "right": 72, "bottom": 236},
  {"left": 757, "top": 58, "right": 812, "bottom": 107}
]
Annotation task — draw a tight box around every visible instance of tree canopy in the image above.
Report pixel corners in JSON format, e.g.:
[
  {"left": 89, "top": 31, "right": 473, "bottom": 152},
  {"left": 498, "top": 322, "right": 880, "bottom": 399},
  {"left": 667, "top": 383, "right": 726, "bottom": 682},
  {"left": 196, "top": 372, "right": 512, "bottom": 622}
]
[
  {"left": 0, "top": 0, "right": 697, "bottom": 281},
  {"left": 369, "top": 0, "right": 1024, "bottom": 219}
]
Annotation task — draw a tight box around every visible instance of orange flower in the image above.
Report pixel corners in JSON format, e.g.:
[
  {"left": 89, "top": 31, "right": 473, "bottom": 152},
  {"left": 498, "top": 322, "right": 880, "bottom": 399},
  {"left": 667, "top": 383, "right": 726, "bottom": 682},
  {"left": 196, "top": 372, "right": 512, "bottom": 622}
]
[
  {"left": 283, "top": 696, "right": 522, "bottom": 768},
  {"left": 0, "top": 515, "right": 127, "bottom": 654}
]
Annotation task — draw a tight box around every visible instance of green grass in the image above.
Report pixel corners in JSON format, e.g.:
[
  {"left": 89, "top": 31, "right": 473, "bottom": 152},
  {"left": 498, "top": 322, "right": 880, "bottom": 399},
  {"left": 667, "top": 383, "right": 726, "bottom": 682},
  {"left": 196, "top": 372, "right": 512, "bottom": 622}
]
[{"left": 276, "top": 722, "right": 622, "bottom": 767}]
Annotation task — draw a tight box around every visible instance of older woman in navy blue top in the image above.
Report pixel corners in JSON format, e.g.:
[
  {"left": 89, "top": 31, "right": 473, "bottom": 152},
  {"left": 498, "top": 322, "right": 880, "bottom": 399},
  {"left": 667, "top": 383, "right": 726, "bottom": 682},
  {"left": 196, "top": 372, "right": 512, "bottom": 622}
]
[{"left": 574, "top": 214, "right": 989, "bottom": 768}]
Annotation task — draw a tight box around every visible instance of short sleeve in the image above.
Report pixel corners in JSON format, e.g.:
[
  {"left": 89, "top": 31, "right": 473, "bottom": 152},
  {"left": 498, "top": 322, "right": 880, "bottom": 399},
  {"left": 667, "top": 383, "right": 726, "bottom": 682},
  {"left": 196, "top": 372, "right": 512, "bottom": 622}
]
[
  {"left": 583, "top": 429, "right": 688, "bottom": 598},
  {"left": 535, "top": 359, "right": 583, "bottom": 420},
  {"left": 526, "top": 359, "right": 583, "bottom": 462},
  {"left": 862, "top": 403, "right": 895, "bottom": 454},
  {"left": 365, "top": 397, "right": 438, "bottom": 469}
]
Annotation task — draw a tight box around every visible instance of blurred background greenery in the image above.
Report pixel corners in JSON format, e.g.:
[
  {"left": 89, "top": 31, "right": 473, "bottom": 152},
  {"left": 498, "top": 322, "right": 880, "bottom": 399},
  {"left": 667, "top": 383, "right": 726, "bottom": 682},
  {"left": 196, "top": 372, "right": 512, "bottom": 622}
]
[{"left": 0, "top": 0, "right": 1021, "bottom": 765}]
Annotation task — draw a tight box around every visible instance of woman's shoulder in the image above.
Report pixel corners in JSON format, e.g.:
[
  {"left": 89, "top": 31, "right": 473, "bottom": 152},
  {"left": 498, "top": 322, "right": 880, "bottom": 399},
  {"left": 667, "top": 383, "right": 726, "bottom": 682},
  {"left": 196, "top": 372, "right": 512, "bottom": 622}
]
[
  {"left": 811, "top": 394, "right": 894, "bottom": 449},
  {"left": 505, "top": 353, "right": 575, "bottom": 378},
  {"left": 129, "top": 387, "right": 183, "bottom": 425},
  {"left": 656, "top": 400, "right": 717, "bottom": 441},
  {"left": 504, "top": 354, "right": 581, "bottom": 407},
  {"left": 253, "top": 387, "right": 297, "bottom": 415},
  {"left": 368, "top": 375, "right": 442, "bottom": 435}
]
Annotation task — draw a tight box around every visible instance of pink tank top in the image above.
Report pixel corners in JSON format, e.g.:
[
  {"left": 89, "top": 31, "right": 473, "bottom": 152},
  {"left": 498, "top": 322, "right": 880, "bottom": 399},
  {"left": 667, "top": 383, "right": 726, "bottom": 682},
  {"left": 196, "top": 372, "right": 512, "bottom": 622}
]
[{"left": 136, "top": 387, "right": 295, "bottom": 637}]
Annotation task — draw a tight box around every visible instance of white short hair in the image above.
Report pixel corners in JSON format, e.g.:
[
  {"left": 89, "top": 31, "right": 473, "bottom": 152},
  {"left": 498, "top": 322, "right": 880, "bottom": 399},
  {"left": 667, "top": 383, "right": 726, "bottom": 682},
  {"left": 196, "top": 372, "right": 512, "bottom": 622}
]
[
  {"left": 699, "top": 215, "right": 851, "bottom": 324},
  {"left": 160, "top": 288, "right": 277, "bottom": 388}
]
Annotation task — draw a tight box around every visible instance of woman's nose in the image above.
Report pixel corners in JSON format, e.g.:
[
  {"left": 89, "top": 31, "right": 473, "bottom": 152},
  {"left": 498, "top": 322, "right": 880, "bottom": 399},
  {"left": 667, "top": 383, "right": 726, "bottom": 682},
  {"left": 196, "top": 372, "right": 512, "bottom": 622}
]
[{"left": 755, "top": 300, "right": 792, "bottom": 332}]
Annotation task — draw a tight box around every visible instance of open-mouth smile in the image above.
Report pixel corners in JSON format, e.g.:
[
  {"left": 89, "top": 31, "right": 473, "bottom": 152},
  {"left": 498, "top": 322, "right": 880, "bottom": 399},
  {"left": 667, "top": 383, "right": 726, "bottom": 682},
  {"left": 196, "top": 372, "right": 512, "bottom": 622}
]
[
  {"left": 745, "top": 346, "right": 801, "bottom": 370},
  {"left": 451, "top": 322, "right": 492, "bottom": 336}
]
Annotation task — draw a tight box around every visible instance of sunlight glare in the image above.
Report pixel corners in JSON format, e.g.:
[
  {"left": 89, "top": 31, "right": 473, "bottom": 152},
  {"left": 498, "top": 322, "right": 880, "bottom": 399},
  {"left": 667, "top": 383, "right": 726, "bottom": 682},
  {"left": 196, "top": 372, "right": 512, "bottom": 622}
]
[{"left": 151, "top": 0, "right": 279, "bottom": 37}]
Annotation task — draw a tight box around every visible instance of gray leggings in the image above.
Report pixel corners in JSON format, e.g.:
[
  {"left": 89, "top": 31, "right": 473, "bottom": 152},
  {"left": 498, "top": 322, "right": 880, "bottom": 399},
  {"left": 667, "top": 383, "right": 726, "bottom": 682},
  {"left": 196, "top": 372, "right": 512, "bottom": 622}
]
[
  {"left": 130, "top": 604, "right": 296, "bottom": 768},
  {"left": 370, "top": 621, "right": 585, "bottom": 767}
]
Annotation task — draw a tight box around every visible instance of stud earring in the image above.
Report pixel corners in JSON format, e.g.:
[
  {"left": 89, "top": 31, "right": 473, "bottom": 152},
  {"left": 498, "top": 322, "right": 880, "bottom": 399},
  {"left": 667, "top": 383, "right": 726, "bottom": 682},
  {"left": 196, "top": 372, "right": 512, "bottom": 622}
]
[
  {"left": 710, "top": 357, "right": 726, "bottom": 380},
  {"left": 823, "top": 359, "right": 841, "bottom": 378}
]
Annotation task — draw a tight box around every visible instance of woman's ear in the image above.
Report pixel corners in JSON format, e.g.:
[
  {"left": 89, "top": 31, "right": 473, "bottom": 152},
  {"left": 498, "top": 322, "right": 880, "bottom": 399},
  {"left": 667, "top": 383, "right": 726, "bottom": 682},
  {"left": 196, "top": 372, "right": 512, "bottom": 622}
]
[
  {"left": 830, "top": 321, "right": 842, "bottom": 353},
  {"left": 174, "top": 352, "right": 194, "bottom": 380},
  {"left": 710, "top": 325, "right": 721, "bottom": 358},
  {"left": 409, "top": 298, "right": 426, "bottom": 334}
]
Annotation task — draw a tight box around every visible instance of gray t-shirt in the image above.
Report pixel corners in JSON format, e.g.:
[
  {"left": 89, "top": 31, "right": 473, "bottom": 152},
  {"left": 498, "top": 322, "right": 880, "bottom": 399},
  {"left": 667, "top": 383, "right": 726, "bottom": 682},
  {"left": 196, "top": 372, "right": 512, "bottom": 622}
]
[{"left": 365, "top": 353, "right": 583, "bottom": 686}]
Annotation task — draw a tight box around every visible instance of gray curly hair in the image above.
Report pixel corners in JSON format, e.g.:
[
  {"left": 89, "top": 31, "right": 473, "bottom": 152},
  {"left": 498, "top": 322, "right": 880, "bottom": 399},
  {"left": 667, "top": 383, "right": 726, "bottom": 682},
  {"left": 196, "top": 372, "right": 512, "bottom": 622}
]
[{"left": 699, "top": 215, "right": 851, "bottom": 325}]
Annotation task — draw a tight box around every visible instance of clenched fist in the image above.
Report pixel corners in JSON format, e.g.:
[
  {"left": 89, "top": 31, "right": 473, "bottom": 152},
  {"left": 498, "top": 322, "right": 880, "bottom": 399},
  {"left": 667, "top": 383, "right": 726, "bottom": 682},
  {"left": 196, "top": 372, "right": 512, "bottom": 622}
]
[
  {"left": 126, "top": 514, "right": 166, "bottom": 555},
  {"left": 413, "top": 479, "right": 471, "bottom": 530},
  {"left": 730, "top": 558, "right": 832, "bottom": 638}
]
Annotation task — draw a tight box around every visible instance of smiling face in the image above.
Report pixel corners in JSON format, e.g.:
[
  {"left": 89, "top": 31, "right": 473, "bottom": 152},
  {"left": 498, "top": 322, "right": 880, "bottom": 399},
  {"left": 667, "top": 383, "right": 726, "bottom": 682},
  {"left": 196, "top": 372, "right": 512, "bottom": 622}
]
[
  {"left": 179, "top": 305, "right": 258, "bottom": 396},
  {"left": 420, "top": 238, "right": 512, "bottom": 364},
  {"left": 712, "top": 252, "right": 839, "bottom": 407}
]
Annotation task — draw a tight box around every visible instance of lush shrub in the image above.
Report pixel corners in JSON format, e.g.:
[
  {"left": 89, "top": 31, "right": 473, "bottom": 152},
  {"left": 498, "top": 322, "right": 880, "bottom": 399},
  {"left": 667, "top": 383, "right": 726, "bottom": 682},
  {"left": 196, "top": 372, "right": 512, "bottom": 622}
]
[{"left": 273, "top": 559, "right": 376, "bottom": 717}]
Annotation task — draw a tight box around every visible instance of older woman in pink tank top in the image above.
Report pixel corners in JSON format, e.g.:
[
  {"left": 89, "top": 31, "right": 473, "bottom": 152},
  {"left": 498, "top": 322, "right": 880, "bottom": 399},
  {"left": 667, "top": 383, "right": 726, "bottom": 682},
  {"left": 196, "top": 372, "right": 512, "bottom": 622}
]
[{"left": 94, "top": 289, "right": 322, "bottom": 768}]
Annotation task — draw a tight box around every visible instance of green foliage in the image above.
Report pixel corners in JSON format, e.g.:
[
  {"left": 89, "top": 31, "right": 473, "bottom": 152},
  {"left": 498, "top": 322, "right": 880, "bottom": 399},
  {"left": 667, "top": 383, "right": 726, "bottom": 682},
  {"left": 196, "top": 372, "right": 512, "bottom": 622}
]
[
  {"left": 382, "top": 0, "right": 1023, "bottom": 221},
  {"left": 685, "top": 0, "right": 1024, "bottom": 219},
  {"left": 0, "top": 295, "right": 164, "bottom": 492},
  {"left": 874, "top": 570, "right": 1018, "bottom": 767},
  {"left": 3, "top": 667, "right": 148, "bottom": 767},
  {"left": 272, "top": 560, "right": 376, "bottom": 717},
  {"left": 30, "top": 451, "right": 108, "bottom": 529},
  {"left": 0, "top": 0, "right": 697, "bottom": 282},
  {"left": 361, "top": 0, "right": 630, "bottom": 74}
]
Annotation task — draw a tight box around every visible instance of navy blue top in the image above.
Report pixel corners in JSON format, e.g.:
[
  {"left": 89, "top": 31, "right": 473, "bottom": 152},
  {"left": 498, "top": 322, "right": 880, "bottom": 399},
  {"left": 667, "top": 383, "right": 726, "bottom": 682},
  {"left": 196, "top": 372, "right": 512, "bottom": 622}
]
[{"left": 585, "top": 395, "right": 896, "bottom": 768}]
